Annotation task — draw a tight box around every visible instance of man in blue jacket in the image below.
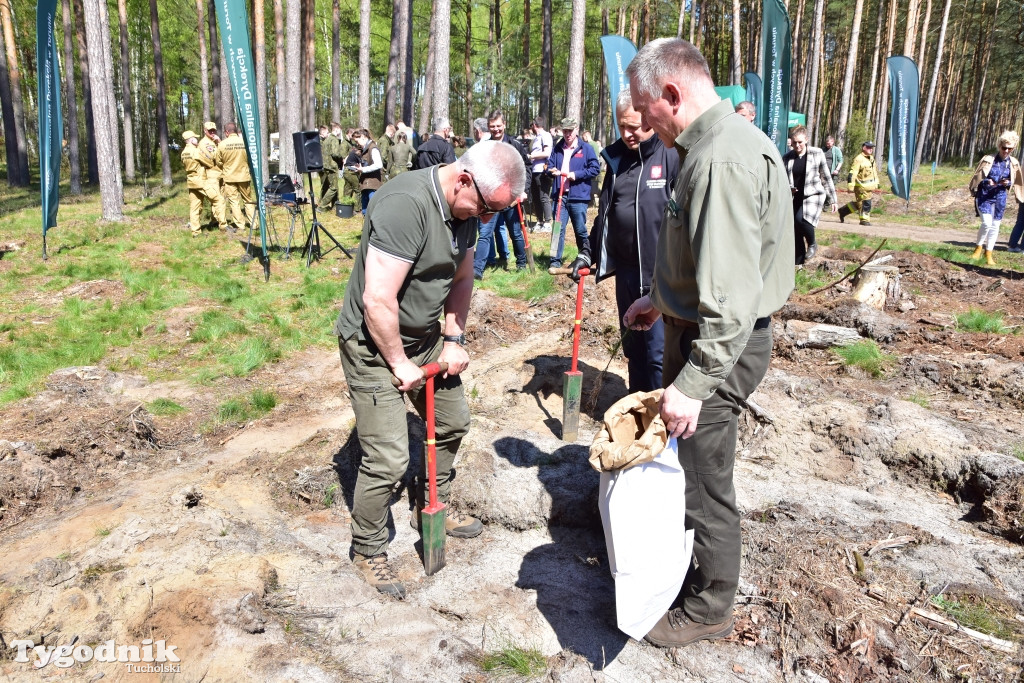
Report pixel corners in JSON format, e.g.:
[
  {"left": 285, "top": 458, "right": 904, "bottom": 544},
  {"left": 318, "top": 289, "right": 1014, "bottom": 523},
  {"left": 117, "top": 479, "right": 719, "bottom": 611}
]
[
  {"left": 548, "top": 117, "right": 600, "bottom": 269},
  {"left": 589, "top": 92, "right": 679, "bottom": 392}
]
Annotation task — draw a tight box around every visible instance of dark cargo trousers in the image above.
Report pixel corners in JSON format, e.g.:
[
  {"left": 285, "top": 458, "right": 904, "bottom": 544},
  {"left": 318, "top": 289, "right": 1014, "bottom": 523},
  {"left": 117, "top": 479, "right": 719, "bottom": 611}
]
[
  {"left": 339, "top": 333, "right": 471, "bottom": 558},
  {"left": 663, "top": 322, "right": 773, "bottom": 624}
]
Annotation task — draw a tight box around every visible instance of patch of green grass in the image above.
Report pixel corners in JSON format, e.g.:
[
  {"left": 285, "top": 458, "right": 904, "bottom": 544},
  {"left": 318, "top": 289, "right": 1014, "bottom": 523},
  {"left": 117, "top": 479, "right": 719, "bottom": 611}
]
[
  {"left": 214, "top": 389, "right": 278, "bottom": 425},
  {"left": 190, "top": 310, "right": 248, "bottom": 343},
  {"left": 95, "top": 527, "right": 112, "bottom": 537},
  {"left": 905, "top": 391, "right": 930, "bottom": 408},
  {"left": 794, "top": 266, "right": 830, "bottom": 294},
  {"left": 322, "top": 484, "right": 338, "bottom": 508},
  {"left": 955, "top": 308, "right": 1009, "bottom": 334},
  {"left": 931, "top": 594, "right": 1018, "bottom": 641},
  {"left": 833, "top": 339, "right": 895, "bottom": 378},
  {"left": 147, "top": 398, "right": 186, "bottom": 416},
  {"left": 1008, "top": 442, "right": 1024, "bottom": 462},
  {"left": 226, "top": 337, "right": 281, "bottom": 376},
  {"left": 839, "top": 233, "right": 869, "bottom": 250},
  {"left": 479, "top": 644, "right": 547, "bottom": 677}
]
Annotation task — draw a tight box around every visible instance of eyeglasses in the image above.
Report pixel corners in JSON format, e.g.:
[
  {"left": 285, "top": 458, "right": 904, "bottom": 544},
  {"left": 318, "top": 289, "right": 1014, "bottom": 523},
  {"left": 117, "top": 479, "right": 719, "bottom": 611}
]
[{"left": 469, "top": 174, "right": 505, "bottom": 216}]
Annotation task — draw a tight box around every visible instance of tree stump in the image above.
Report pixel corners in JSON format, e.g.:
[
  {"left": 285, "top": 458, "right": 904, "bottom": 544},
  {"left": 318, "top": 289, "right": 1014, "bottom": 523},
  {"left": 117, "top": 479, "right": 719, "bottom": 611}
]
[{"left": 851, "top": 265, "right": 901, "bottom": 310}]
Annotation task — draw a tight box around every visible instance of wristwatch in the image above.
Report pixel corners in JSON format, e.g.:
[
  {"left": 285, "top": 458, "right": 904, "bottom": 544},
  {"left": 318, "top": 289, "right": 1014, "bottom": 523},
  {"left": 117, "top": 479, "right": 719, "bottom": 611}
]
[{"left": 443, "top": 334, "right": 466, "bottom": 346}]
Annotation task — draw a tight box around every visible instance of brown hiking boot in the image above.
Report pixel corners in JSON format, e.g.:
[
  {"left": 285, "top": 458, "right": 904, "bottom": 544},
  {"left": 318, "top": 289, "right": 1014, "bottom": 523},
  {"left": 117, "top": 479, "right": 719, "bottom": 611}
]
[
  {"left": 352, "top": 552, "right": 406, "bottom": 599},
  {"left": 410, "top": 507, "right": 483, "bottom": 538},
  {"left": 644, "top": 609, "right": 734, "bottom": 648}
]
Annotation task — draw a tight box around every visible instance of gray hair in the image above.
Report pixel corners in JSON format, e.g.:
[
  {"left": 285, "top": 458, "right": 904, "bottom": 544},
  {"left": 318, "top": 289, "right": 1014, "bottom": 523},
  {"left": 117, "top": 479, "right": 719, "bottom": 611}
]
[
  {"left": 997, "top": 130, "right": 1020, "bottom": 149},
  {"left": 457, "top": 140, "right": 527, "bottom": 198},
  {"left": 615, "top": 90, "right": 633, "bottom": 116},
  {"left": 472, "top": 118, "right": 490, "bottom": 135},
  {"left": 433, "top": 117, "right": 452, "bottom": 134},
  {"left": 735, "top": 100, "right": 756, "bottom": 116},
  {"left": 625, "top": 37, "right": 713, "bottom": 100}
]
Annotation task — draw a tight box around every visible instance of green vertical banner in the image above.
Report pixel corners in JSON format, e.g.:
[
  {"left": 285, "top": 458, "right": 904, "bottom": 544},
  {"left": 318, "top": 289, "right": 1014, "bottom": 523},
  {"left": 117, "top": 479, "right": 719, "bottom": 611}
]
[
  {"left": 886, "top": 56, "right": 919, "bottom": 202},
  {"left": 743, "top": 72, "right": 763, "bottom": 129},
  {"left": 760, "top": 0, "right": 791, "bottom": 156},
  {"left": 36, "top": 0, "right": 63, "bottom": 259},
  {"left": 599, "top": 35, "right": 638, "bottom": 140},
  {"left": 213, "top": 0, "right": 270, "bottom": 280}
]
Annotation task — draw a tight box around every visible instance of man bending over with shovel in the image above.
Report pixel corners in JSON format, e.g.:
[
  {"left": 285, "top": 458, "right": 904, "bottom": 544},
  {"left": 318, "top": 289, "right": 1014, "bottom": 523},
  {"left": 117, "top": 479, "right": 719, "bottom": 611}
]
[{"left": 334, "top": 140, "right": 527, "bottom": 599}]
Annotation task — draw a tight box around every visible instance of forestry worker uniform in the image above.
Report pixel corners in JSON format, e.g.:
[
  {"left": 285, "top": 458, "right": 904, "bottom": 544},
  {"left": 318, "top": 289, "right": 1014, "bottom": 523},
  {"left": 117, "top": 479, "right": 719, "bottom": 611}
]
[
  {"left": 319, "top": 132, "right": 342, "bottom": 210},
  {"left": 840, "top": 143, "right": 879, "bottom": 225},
  {"left": 197, "top": 123, "right": 227, "bottom": 230},
  {"left": 216, "top": 132, "right": 254, "bottom": 231},
  {"left": 181, "top": 131, "right": 225, "bottom": 236}
]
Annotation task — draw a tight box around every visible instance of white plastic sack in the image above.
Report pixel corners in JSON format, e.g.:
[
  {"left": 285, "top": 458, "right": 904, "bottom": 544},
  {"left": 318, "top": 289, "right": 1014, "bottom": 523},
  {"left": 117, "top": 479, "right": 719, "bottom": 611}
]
[{"left": 598, "top": 437, "right": 693, "bottom": 641}]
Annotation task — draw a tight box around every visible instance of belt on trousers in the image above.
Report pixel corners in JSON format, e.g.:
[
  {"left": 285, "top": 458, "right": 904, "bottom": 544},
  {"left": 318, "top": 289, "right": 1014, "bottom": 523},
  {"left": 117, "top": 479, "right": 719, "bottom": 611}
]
[{"left": 662, "top": 315, "right": 771, "bottom": 330}]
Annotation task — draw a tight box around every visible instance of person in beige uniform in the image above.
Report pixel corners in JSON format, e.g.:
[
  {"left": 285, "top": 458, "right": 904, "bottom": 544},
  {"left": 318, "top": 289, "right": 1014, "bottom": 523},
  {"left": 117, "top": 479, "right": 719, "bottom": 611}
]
[
  {"left": 216, "top": 122, "right": 253, "bottom": 232},
  {"left": 198, "top": 121, "right": 227, "bottom": 231},
  {"left": 181, "top": 130, "right": 226, "bottom": 238}
]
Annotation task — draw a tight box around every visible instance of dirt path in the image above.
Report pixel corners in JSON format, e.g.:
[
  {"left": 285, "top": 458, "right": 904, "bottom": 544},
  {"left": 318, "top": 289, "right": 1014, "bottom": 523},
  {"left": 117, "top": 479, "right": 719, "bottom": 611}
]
[{"left": 817, "top": 213, "right": 976, "bottom": 246}]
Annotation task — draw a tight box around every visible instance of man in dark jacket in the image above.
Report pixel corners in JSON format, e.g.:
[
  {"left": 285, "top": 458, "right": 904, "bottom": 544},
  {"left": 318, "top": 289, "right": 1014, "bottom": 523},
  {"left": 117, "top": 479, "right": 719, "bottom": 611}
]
[
  {"left": 548, "top": 117, "right": 600, "bottom": 269},
  {"left": 412, "top": 118, "right": 457, "bottom": 169},
  {"left": 473, "top": 109, "right": 532, "bottom": 278},
  {"left": 590, "top": 92, "right": 679, "bottom": 392}
]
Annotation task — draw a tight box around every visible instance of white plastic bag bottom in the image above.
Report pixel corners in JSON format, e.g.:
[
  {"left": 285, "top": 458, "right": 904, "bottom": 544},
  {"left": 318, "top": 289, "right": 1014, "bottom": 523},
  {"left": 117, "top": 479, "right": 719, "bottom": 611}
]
[{"left": 598, "top": 437, "right": 693, "bottom": 641}]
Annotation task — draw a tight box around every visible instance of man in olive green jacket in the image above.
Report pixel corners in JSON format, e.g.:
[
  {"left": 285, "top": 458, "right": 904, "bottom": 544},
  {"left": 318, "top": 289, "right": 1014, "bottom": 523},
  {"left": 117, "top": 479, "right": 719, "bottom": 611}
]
[
  {"left": 318, "top": 124, "right": 342, "bottom": 210},
  {"left": 624, "top": 37, "right": 794, "bottom": 650}
]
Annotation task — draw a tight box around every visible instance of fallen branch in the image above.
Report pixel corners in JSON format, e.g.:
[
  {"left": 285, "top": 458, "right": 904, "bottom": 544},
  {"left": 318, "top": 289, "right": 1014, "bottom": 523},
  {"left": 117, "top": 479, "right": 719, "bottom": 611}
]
[
  {"left": 807, "top": 239, "right": 889, "bottom": 295},
  {"left": 742, "top": 398, "right": 775, "bottom": 425},
  {"left": 866, "top": 535, "right": 916, "bottom": 556},
  {"left": 909, "top": 607, "right": 1017, "bottom": 654}
]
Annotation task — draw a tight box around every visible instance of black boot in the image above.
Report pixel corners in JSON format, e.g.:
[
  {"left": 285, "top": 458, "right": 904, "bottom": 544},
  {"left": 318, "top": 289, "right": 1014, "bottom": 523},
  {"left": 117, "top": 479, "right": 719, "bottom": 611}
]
[{"left": 838, "top": 206, "right": 851, "bottom": 224}]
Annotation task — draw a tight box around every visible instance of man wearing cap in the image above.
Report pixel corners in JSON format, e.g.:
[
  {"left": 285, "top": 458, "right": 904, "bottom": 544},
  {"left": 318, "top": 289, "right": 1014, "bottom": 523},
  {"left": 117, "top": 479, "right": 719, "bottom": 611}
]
[
  {"left": 547, "top": 116, "right": 600, "bottom": 271},
  {"left": 333, "top": 140, "right": 527, "bottom": 599},
  {"left": 216, "top": 123, "right": 254, "bottom": 232},
  {"left": 622, "top": 38, "right": 793, "bottom": 649},
  {"left": 197, "top": 122, "right": 228, "bottom": 231},
  {"left": 180, "top": 130, "right": 226, "bottom": 237},
  {"left": 840, "top": 141, "right": 879, "bottom": 226}
]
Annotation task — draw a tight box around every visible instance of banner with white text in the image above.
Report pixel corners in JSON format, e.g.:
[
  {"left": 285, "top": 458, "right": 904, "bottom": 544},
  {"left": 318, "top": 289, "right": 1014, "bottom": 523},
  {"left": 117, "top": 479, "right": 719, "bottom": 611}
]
[
  {"left": 760, "top": 0, "right": 791, "bottom": 156},
  {"left": 36, "top": 0, "right": 62, "bottom": 258},
  {"left": 886, "top": 56, "right": 919, "bottom": 201},
  {"left": 600, "top": 35, "right": 638, "bottom": 140}
]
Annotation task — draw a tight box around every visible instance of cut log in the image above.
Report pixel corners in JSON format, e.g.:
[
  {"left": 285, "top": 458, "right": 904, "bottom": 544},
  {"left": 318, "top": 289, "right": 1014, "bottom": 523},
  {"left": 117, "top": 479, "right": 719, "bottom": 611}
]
[
  {"left": 785, "top": 320, "right": 862, "bottom": 348},
  {"left": 851, "top": 265, "right": 901, "bottom": 310}
]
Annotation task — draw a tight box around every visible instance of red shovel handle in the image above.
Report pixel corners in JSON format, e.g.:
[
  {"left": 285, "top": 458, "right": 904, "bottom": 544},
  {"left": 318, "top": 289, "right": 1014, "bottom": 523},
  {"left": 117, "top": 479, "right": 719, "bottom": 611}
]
[{"left": 390, "top": 361, "right": 449, "bottom": 387}]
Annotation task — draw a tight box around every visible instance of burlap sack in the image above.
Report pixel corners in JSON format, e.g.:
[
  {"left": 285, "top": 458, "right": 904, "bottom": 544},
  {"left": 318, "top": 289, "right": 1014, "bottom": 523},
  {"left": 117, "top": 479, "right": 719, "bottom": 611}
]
[{"left": 589, "top": 389, "right": 667, "bottom": 472}]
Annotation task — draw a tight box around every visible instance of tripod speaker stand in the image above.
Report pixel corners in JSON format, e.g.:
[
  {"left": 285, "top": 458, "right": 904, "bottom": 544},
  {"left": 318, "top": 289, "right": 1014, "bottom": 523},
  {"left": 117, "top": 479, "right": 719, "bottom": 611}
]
[{"left": 300, "top": 171, "right": 352, "bottom": 267}]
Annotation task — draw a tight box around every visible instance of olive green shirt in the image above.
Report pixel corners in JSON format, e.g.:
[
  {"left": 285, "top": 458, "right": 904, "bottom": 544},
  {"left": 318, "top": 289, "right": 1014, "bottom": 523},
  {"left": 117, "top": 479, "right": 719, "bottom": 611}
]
[
  {"left": 333, "top": 166, "right": 478, "bottom": 347},
  {"left": 651, "top": 98, "right": 794, "bottom": 401}
]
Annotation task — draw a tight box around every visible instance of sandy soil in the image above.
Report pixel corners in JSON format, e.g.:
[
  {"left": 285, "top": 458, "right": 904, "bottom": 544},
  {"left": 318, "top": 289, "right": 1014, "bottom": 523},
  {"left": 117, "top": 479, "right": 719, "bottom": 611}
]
[{"left": 1, "top": 235, "right": 1023, "bottom": 682}]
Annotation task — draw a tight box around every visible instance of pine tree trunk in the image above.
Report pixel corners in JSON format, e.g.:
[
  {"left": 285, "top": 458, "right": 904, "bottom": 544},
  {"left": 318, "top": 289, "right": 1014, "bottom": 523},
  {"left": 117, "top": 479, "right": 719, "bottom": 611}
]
[
  {"left": 98, "top": 0, "right": 121, "bottom": 168},
  {"left": 914, "top": 0, "right": 950, "bottom": 172},
  {"left": 917, "top": 0, "right": 932, "bottom": 75},
  {"left": 805, "top": 0, "right": 823, "bottom": 141},
  {"left": 865, "top": 0, "right": 884, "bottom": 122},
  {"left": 149, "top": 0, "right": 172, "bottom": 186},
  {"left": 255, "top": 0, "right": 269, "bottom": 180},
  {"left": 117, "top": 0, "right": 135, "bottom": 182},
  {"left": 303, "top": 0, "right": 314, "bottom": 128},
  {"left": 902, "top": 0, "right": 919, "bottom": 57},
  {"left": 564, "top": 0, "right": 586, "bottom": 121},
  {"left": 431, "top": 0, "right": 451, "bottom": 123},
  {"left": 72, "top": 0, "right": 99, "bottom": 184},
  {"left": 0, "top": 9, "right": 22, "bottom": 187},
  {"left": 874, "top": 0, "right": 898, "bottom": 171},
  {"left": 401, "top": 0, "right": 413, "bottom": 125},
  {"left": 82, "top": 0, "right": 124, "bottom": 218},
  {"left": 60, "top": 0, "right": 81, "bottom": 194},
  {"left": 520, "top": 0, "right": 530, "bottom": 126},
  {"left": 359, "top": 0, "right": 371, "bottom": 127},
  {"left": 196, "top": 0, "right": 211, "bottom": 124},
  {"left": 0, "top": 0, "right": 29, "bottom": 185},
  {"left": 731, "top": 0, "right": 741, "bottom": 85},
  {"left": 835, "top": 0, "right": 864, "bottom": 146},
  {"left": 385, "top": 0, "right": 402, "bottom": 123},
  {"left": 281, "top": 0, "right": 300, "bottom": 177},
  {"left": 464, "top": 0, "right": 472, "bottom": 125},
  {"left": 688, "top": 0, "right": 697, "bottom": 44},
  {"left": 493, "top": 0, "right": 502, "bottom": 105},
  {"left": 273, "top": 0, "right": 285, "bottom": 137},
  {"left": 596, "top": 7, "right": 608, "bottom": 141},
  {"left": 331, "top": 0, "right": 341, "bottom": 123},
  {"left": 208, "top": 0, "right": 220, "bottom": 124},
  {"left": 417, "top": 0, "right": 436, "bottom": 134},
  {"left": 540, "top": 0, "right": 552, "bottom": 125},
  {"left": 676, "top": 0, "right": 685, "bottom": 37},
  {"left": 221, "top": 31, "right": 234, "bottom": 129},
  {"left": 966, "top": 0, "right": 999, "bottom": 166}
]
